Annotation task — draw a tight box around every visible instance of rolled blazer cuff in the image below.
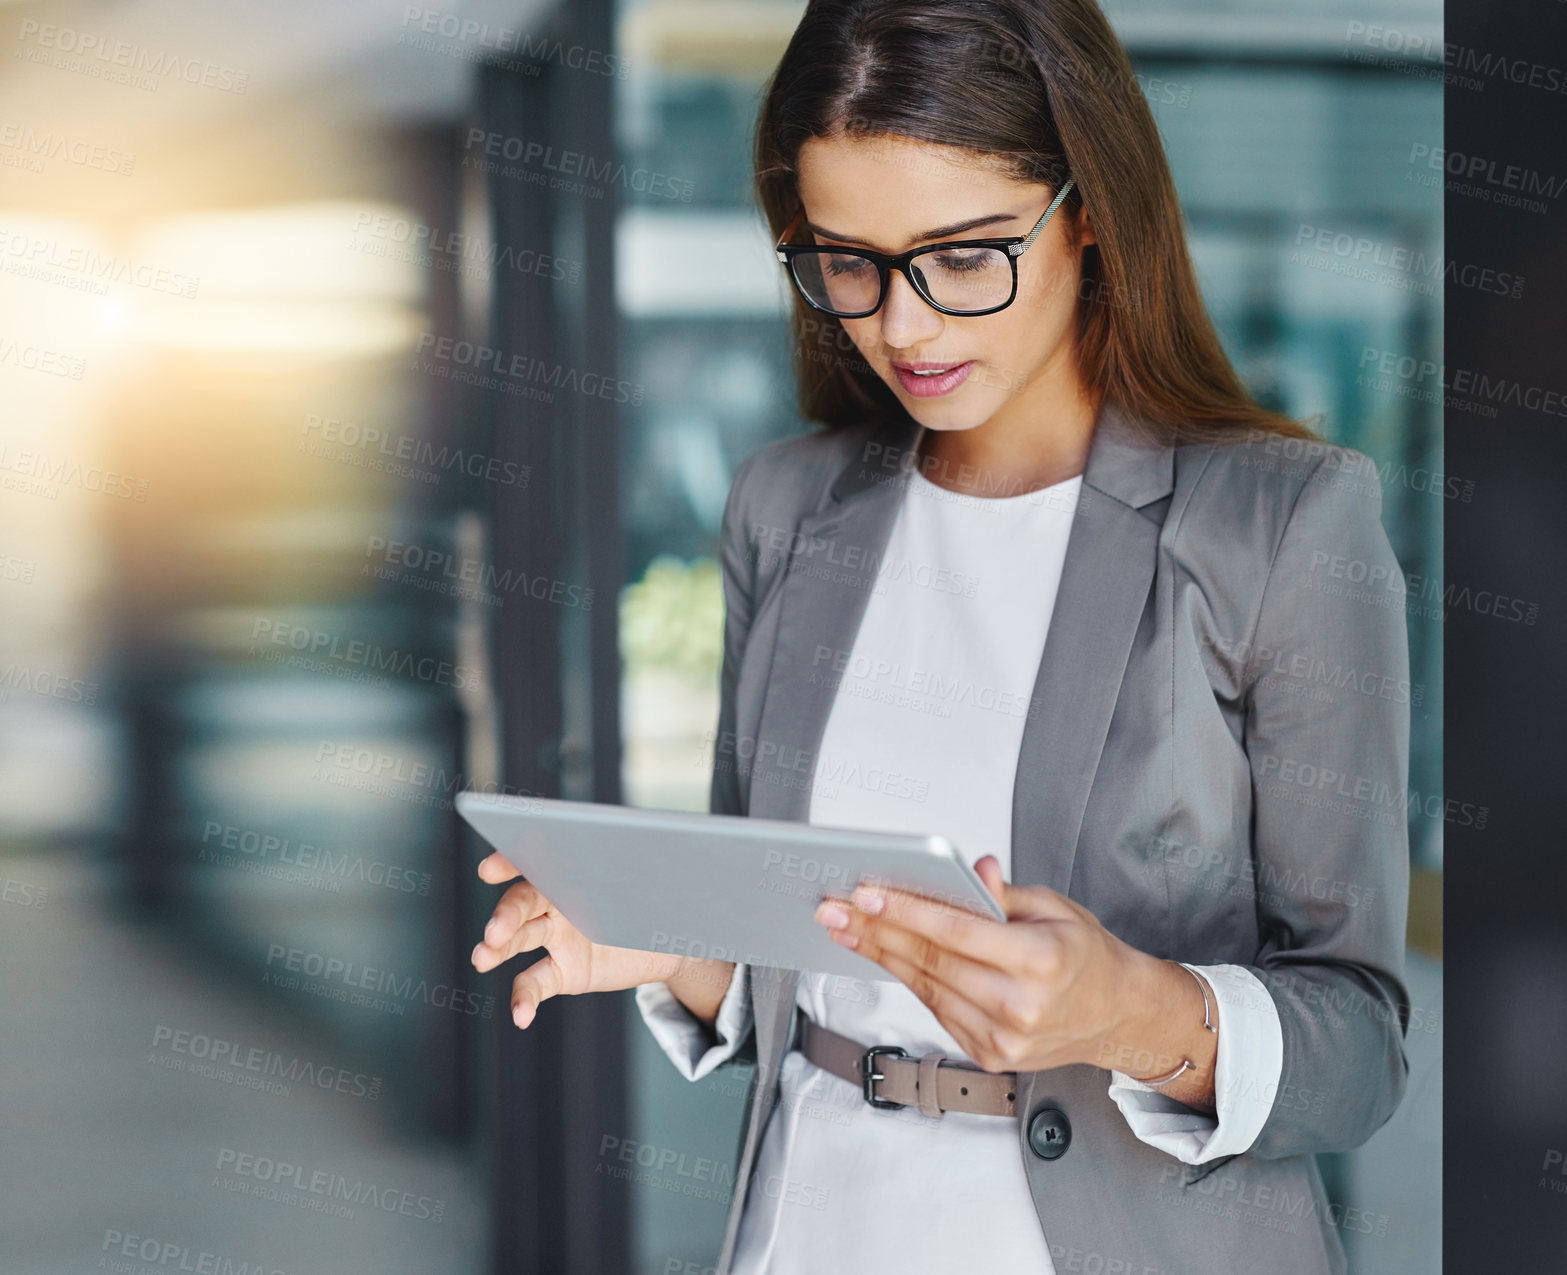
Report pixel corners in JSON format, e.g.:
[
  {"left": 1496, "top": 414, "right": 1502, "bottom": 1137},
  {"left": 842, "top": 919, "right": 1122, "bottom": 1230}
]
[
  {"left": 634, "top": 962, "right": 755, "bottom": 1081},
  {"left": 1106, "top": 963, "right": 1283, "bottom": 1164}
]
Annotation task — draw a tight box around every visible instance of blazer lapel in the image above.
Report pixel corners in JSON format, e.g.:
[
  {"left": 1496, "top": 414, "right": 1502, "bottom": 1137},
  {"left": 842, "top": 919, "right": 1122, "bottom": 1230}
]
[
  {"left": 746, "top": 417, "right": 921, "bottom": 821},
  {"left": 1009, "top": 402, "right": 1174, "bottom": 894}
]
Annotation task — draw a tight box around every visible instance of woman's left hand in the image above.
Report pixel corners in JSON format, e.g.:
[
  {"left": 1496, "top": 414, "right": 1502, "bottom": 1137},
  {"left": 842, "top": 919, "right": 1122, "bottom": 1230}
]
[{"left": 813, "top": 855, "right": 1148, "bottom": 1074}]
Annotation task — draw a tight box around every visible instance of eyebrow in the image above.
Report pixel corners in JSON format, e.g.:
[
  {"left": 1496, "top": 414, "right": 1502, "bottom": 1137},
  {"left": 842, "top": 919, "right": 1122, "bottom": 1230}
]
[{"left": 804, "top": 211, "right": 1022, "bottom": 252}]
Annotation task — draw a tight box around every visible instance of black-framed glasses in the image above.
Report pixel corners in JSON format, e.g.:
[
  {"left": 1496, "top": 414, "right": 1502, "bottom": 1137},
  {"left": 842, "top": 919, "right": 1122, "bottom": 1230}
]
[{"left": 774, "top": 176, "right": 1075, "bottom": 319}]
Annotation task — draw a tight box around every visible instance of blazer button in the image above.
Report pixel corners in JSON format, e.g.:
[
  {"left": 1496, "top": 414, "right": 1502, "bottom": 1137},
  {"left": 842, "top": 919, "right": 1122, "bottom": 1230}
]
[{"left": 1028, "top": 1106, "right": 1071, "bottom": 1160}]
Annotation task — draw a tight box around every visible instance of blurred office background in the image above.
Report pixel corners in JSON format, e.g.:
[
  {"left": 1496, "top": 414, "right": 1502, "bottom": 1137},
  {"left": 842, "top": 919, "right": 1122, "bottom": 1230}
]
[{"left": 0, "top": 0, "right": 1440, "bottom": 1272}]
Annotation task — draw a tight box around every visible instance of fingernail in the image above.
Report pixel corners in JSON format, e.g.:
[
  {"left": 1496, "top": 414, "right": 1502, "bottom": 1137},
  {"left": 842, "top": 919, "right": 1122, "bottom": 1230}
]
[
  {"left": 816, "top": 901, "right": 850, "bottom": 929},
  {"left": 851, "top": 886, "right": 884, "bottom": 914},
  {"left": 485, "top": 918, "right": 502, "bottom": 941},
  {"left": 470, "top": 943, "right": 486, "bottom": 966},
  {"left": 512, "top": 1002, "right": 528, "bottom": 1028},
  {"left": 829, "top": 930, "right": 859, "bottom": 949}
]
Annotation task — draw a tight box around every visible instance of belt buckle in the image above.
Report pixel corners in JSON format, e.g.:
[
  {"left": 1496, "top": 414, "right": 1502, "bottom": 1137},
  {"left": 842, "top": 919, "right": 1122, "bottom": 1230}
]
[{"left": 860, "top": 1045, "right": 909, "bottom": 1109}]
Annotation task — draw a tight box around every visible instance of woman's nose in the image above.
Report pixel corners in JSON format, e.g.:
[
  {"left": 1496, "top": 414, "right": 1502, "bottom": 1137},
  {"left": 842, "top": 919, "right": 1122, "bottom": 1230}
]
[{"left": 878, "top": 267, "right": 943, "bottom": 349}]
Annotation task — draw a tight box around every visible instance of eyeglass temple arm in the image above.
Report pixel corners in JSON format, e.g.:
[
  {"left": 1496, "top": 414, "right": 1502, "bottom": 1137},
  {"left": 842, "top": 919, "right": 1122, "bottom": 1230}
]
[
  {"left": 1010, "top": 176, "right": 1076, "bottom": 257},
  {"left": 774, "top": 208, "right": 805, "bottom": 260}
]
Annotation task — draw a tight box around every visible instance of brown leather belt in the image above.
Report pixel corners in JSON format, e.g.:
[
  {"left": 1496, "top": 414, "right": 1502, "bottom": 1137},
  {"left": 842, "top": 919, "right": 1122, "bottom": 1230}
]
[{"left": 796, "top": 1014, "right": 1018, "bottom": 1118}]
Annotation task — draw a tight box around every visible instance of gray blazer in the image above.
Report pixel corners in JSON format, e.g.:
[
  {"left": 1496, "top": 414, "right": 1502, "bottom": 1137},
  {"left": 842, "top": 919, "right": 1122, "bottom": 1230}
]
[{"left": 703, "top": 402, "right": 1411, "bottom": 1275}]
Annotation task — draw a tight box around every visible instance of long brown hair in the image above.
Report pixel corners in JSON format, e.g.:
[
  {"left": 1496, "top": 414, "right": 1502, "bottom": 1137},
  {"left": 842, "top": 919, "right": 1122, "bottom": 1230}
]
[{"left": 753, "top": 0, "right": 1317, "bottom": 444}]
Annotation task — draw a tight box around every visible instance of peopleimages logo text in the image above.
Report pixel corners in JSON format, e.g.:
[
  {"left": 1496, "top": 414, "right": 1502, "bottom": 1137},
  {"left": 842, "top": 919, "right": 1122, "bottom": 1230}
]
[
  {"left": 463, "top": 128, "right": 693, "bottom": 201},
  {"left": 263, "top": 944, "right": 493, "bottom": 1017},
  {"left": 215, "top": 1147, "right": 444, "bottom": 1220},
  {"left": 414, "top": 332, "right": 644, "bottom": 404}
]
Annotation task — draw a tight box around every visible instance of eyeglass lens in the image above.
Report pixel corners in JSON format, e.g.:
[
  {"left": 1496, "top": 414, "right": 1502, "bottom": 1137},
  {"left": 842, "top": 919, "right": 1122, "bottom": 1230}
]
[{"left": 790, "top": 245, "right": 1013, "bottom": 315}]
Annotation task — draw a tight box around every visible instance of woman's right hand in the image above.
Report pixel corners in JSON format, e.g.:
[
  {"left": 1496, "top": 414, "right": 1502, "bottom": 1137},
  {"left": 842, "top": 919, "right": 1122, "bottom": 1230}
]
[{"left": 471, "top": 852, "right": 735, "bottom": 1029}]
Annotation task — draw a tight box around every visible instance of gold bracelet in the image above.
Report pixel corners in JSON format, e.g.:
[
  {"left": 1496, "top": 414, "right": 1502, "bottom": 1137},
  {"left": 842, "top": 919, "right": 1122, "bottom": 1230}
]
[{"left": 1139, "top": 962, "right": 1218, "bottom": 1089}]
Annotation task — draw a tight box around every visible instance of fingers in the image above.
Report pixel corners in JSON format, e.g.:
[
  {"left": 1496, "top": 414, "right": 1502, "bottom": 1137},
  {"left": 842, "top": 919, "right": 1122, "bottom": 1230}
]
[
  {"left": 831, "top": 881, "right": 1029, "bottom": 972},
  {"left": 512, "top": 956, "right": 565, "bottom": 1029},
  {"left": 477, "top": 852, "right": 522, "bottom": 884},
  {"left": 864, "top": 873, "right": 1083, "bottom": 933},
  {"left": 832, "top": 916, "right": 1033, "bottom": 1069},
  {"left": 815, "top": 877, "right": 1077, "bottom": 1025},
  {"left": 488, "top": 879, "right": 546, "bottom": 941},
  {"left": 472, "top": 880, "right": 550, "bottom": 972},
  {"left": 826, "top": 900, "right": 1024, "bottom": 1021},
  {"left": 472, "top": 911, "right": 557, "bottom": 973},
  {"left": 472, "top": 861, "right": 580, "bottom": 1030}
]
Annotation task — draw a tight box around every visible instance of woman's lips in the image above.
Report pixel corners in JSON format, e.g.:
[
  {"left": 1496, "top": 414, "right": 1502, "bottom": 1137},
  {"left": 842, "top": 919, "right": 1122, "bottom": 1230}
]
[{"left": 892, "top": 360, "right": 975, "bottom": 397}]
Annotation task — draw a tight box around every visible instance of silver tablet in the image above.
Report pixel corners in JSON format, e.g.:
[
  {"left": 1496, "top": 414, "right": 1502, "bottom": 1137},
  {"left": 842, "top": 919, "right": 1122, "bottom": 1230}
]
[{"left": 455, "top": 792, "right": 1005, "bottom": 981}]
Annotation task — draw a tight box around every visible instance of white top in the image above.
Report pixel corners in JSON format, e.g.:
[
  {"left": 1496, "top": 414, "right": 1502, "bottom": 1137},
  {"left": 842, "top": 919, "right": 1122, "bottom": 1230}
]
[{"left": 637, "top": 461, "right": 1284, "bottom": 1269}]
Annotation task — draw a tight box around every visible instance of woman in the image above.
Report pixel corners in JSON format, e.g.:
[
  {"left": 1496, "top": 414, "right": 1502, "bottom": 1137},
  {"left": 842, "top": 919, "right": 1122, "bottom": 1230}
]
[{"left": 472, "top": 2, "right": 1412, "bottom": 1271}]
